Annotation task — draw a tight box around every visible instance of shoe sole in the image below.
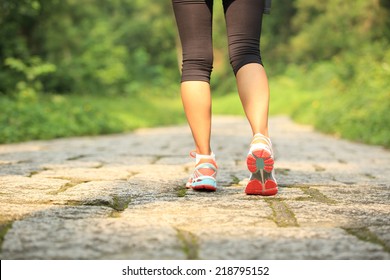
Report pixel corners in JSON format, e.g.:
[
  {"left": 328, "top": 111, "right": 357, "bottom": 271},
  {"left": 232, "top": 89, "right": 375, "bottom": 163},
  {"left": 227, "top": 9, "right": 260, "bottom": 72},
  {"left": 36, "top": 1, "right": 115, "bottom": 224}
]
[
  {"left": 245, "top": 149, "right": 278, "bottom": 196},
  {"left": 191, "top": 185, "right": 217, "bottom": 192},
  {"left": 188, "top": 178, "right": 217, "bottom": 192}
]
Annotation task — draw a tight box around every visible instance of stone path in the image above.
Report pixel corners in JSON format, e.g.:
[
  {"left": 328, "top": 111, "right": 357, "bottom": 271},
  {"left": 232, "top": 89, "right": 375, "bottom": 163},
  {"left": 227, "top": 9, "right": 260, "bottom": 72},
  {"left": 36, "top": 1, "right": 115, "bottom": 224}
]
[{"left": 0, "top": 116, "right": 389, "bottom": 259}]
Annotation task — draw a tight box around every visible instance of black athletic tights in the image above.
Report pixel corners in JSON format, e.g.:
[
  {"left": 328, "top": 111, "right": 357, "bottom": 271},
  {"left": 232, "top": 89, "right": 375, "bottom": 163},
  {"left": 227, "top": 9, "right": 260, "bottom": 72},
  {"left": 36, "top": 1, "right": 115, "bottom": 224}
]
[{"left": 172, "top": 0, "right": 265, "bottom": 83}]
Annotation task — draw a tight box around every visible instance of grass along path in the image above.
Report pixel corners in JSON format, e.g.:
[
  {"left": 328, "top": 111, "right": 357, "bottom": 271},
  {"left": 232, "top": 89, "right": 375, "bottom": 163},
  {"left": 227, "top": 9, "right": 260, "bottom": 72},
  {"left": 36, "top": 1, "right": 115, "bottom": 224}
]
[
  {"left": 2, "top": 75, "right": 389, "bottom": 148},
  {"left": 0, "top": 93, "right": 185, "bottom": 144}
]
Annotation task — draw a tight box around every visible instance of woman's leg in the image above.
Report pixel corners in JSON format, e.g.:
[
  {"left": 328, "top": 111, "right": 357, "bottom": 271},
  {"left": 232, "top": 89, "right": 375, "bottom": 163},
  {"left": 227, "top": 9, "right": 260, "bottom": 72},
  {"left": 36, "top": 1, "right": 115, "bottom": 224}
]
[
  {"left": 172, "top": 0, "right": 218, "bottom": 191},
  {"left": 172, "top": 0, "right": 214, "bottom": 156},
  {"left": 236, "top": 63, "right": 270, "bottom": 137},
  {"left": 223, "top": 0, "right": 277, "bottom": 195},
  {"left": 223, "top": 0, "right": 269, "bottom": 137},
  {"left": 181, "top": 81, "right": 212, "bottom": 155}
]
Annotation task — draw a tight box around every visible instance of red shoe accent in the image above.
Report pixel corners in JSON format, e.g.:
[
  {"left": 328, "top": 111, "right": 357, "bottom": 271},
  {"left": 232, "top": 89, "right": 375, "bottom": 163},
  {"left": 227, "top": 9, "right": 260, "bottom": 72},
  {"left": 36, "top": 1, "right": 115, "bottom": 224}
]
[
  {"left": 245, "top": 180, "right": 278, "bottom": 196},
  {"left": 245, "top": 134, "right": 277, "bottom": 196},
  {"left": 245, "top": 149, "right": 277, "bottom": 196},
  {"left": 252, "top": 149, "right": 270, "bottom": 159},
  {"left": 246, "top": 154, "right": 258, "bottom": 173},
  {"left": 246, "top": 149, "right": 274, "bottom": 173}
]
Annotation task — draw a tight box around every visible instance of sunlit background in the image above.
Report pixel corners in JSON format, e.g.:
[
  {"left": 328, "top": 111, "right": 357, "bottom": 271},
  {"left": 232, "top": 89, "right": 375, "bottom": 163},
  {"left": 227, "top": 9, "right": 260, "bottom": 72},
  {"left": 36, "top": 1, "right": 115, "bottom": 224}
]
[{"left": 0, "top": 0, "right": 389, "bottom": 147}]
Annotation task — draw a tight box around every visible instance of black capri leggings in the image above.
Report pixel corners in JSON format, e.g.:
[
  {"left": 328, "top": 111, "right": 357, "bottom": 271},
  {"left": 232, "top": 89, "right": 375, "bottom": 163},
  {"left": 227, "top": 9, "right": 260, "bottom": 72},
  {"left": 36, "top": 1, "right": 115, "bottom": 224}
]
[{"left": 172, "top": 0, "right": 266, "bottom": 83}]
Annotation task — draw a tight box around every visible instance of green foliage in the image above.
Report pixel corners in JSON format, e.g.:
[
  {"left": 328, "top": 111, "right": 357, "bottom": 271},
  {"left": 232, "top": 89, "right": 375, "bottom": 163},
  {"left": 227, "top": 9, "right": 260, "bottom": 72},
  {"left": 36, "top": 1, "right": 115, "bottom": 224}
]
[
  {"left": 287, "top": 0, "right": 384, "bottom": 62},
  {"left": 5, "top": 56, "right": 56, "bottom": 100},
  {"left": 0, "top": 92, "right": 184, "bottom": 144},
  {"left": 0, "top": 0, "right": 388, "bottom": 147},
  {"left": 0, "top": 0, "right": 179, "bottom": 96},
  {"left": 261, "top": 0, "right": 390, "bottom": 147},
  {"left": 214, "top": 70, "right": 390, "bottom": 148}
]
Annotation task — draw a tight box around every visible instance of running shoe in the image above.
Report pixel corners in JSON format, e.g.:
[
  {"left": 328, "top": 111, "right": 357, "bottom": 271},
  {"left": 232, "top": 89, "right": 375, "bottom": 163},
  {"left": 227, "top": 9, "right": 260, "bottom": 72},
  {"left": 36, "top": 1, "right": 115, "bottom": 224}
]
[
  {"left": 245, "top": 133, "right": 278, "bottom": 195},
  {"left": 186, "top": 151, "right": 218, "bottom": 191}
]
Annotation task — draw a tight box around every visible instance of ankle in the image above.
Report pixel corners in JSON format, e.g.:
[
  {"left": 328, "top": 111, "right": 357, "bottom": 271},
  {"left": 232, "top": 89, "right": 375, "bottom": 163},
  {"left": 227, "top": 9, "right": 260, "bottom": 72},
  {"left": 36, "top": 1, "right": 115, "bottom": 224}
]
[
  {"left": 250, "top": 134, "right": 272, "bottom": 150},
  {"left": 195, "top": 152, "right": 216, "bottom": 165},
  {"left": 195, "top": 147, "right": 212, "bottom": 156},
  {"left": 253, "top": 131, "right": 269, "bottom": 137}
]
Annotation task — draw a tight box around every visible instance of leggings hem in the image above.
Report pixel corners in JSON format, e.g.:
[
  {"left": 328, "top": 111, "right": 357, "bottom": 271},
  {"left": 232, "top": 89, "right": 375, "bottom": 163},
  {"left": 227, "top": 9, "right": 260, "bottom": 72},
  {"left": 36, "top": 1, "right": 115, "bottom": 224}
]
[
  {"left": 233, "top": 59, "right": 264, "bottom": 76},
  {"left": 181, "top": 77, "right": 211, "bottom": 84}
]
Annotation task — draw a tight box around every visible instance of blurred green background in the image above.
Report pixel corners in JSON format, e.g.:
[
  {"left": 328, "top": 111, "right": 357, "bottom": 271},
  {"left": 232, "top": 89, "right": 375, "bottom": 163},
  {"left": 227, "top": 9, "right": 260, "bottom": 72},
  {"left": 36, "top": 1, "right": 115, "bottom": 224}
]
[{"left": 1, "top": 0, "right": 389, "bottom": 147}]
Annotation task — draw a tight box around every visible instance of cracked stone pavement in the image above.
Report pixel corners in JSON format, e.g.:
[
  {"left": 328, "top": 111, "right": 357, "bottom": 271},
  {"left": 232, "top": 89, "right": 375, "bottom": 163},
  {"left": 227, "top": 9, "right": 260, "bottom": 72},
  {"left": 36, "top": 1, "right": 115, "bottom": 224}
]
[{"left": 0, "top": 116, "right": 389, "bottom": 259}]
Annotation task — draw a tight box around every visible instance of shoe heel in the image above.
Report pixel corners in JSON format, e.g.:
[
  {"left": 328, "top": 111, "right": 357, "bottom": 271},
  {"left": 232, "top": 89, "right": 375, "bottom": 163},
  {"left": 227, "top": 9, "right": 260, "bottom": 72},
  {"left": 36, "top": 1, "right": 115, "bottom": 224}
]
[
  {"left": 246, "top": 149, "right": 274, "bottom": 173},
  {"left": 245, "top": 149, "right": 277, "bottom": 196}
]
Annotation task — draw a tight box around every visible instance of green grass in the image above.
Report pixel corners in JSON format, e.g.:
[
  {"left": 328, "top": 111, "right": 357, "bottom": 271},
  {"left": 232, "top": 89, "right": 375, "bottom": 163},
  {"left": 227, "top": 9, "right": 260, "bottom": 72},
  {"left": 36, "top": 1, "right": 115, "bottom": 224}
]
[
  {"left": 213, "top": 76, "right": 316, "bottom": 118},
  {"left": 0, "top": 222, "right": 13, "bottom": 252},
  {"left": 0, "top": 92, "right": 185, "bottom": 143},
  {"left": 2, "top": 69, "right": 389, "bottom": 148},
  {"left": 213, "top": 74, "right": 390, "bottom": 148},
  {"left": 213, "top": 93, "right": 245, "bottom": 116},
  {"left": 213, "top": 76, "right": 317, "bottom": 117}
]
